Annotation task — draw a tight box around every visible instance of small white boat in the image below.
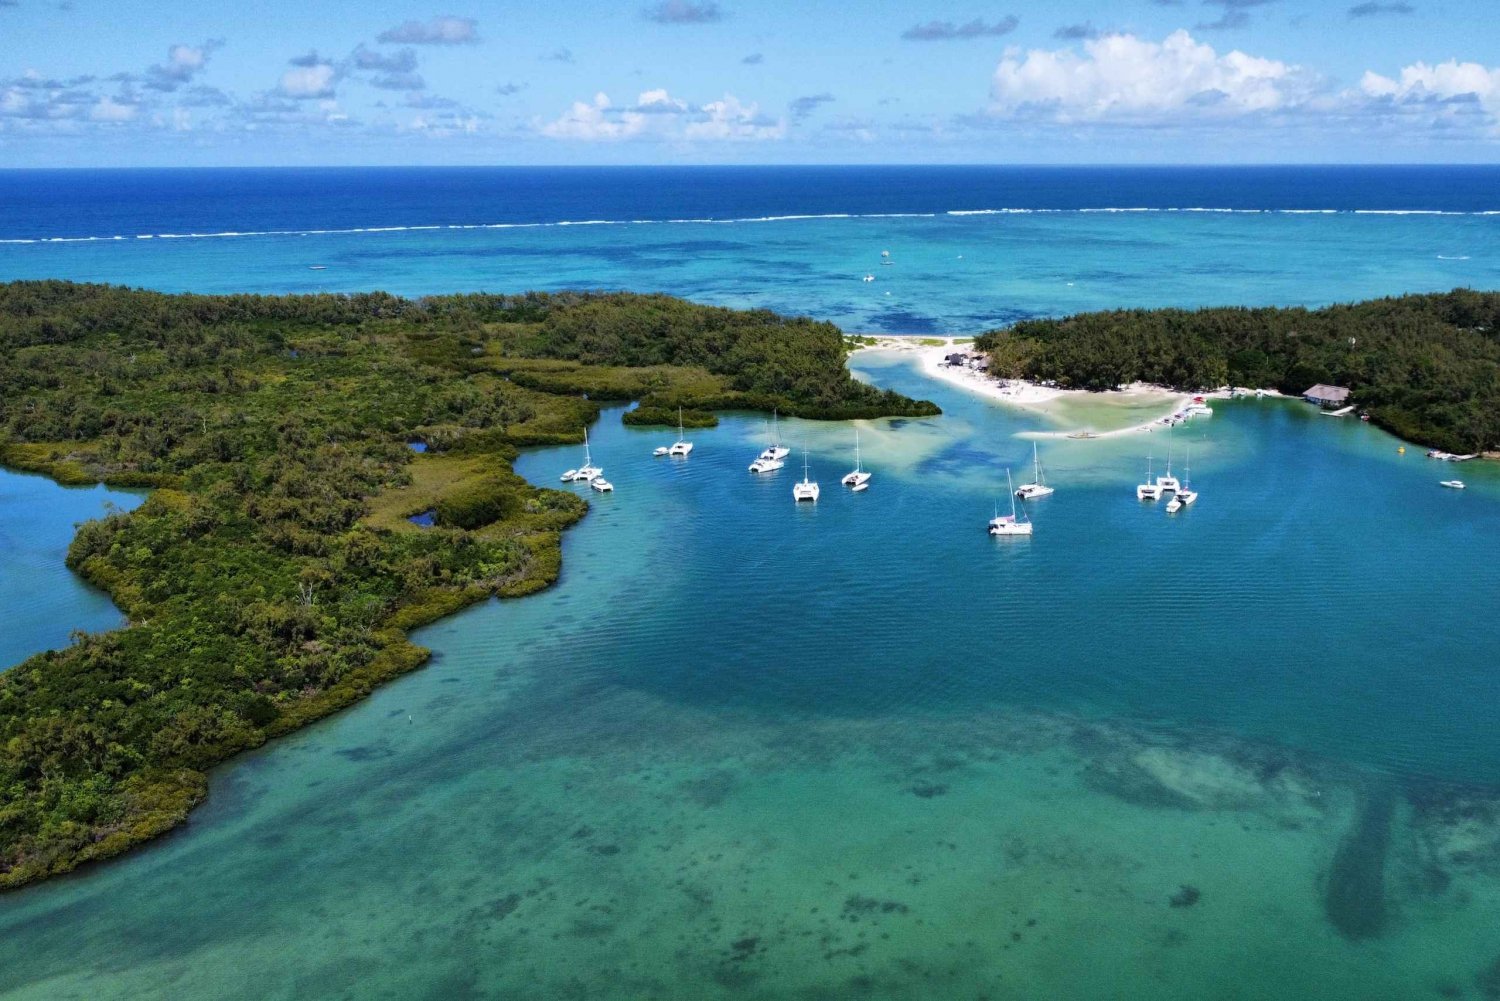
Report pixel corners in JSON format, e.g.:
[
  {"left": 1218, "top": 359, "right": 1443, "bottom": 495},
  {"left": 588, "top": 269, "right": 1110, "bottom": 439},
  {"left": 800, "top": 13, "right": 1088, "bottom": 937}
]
[
  {"left": 990, "top": 470, "right": 1033, "bottom": 536},
  {"left": 667, "top": 406, "right": 693, "bottom": 457},
  {"left": 851, "top": 481, "right": 869, "bottom": 493},
  {"left": 748, "top": 456, "right": 784, "bottom": 474},
  {"left": 1015, "top": 441, "right": 1054, "bottom": 499},
  {"left": 880, "top": 250, "right": 892, "bottom": 266},
  {"left": 1441, "top": 480, "right": 1466, "bottom": 489},
  {"left": 1137, "top": 454, "right": 1162, "bottom": 500},
  {"left": 759, "top": 409, "right": 790, "bottom": 461},
  {"left": 841, "top": 428, "right": 871, "bottom": 488},
  {"left": 862, "top": 274, "right": 875, "bottom": 283},
  {"left": 793, "top": 449, "right": 820, "bottom": 502},
  {"left": 590, "top": 477, "right": 613, "bottom": 492},
  {"left": 308, "top": 265, "right": 327, "bottom": 271},
  {"left": 652, "top": 445, "right": 669, "bottom": 457},
  {"left": 1165, "top": 494, "right": 1183, "bottom": 514}
]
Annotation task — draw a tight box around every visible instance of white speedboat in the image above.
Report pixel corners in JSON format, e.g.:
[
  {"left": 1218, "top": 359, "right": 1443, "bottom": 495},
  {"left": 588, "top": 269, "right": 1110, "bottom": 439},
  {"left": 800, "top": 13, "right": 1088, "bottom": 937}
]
[
  {"left": 1166, "top": 494, "right": 1183, "bottom": 514},
  {"left": 590, "top": 477, "right": 613, "bottom": 492},
  {"left": 667, "top": 406, "right": 693, "bottom": 457},
  {"left": 990, "top": 470, "right": 1033, "bottom": 536},
  {"left": 851, "top": 481, "right": 869, "bottom": 493},
  {"left": 862, "top": 274, "right": 875, "bottom": 283},
  {"left": 1441, "top": 480, "right": 1466, "bottom": 489},
  {"left": 748, "top": 456, "right": 784, "bottom": 474},
  {"left": 1015, "top": 441, "right": 1054, "bottom": 499},
  {"left": 842, "top": 428, "right": 871, "bottom": 488},
  {"left": 1137, "top": 454, "right": 1162, "bottom": 500},
  {"left": 564, "top": 428, "right": 602, "bottom": 482},
  {"left": 759, "top": 409, "right": 790, "bottom": 461},
  {"left": 793, "top": 449, "right": 820, "bottom": 502},
  {"left": 652, "top": 445, "right": 669, "bottom": 457}
]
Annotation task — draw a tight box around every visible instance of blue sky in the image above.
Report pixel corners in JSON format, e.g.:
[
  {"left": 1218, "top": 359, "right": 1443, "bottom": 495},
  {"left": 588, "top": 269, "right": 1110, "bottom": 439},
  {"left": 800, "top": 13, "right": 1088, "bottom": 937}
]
[{"left": 2, "top": 0, "right": 1497, "bottom": 165}]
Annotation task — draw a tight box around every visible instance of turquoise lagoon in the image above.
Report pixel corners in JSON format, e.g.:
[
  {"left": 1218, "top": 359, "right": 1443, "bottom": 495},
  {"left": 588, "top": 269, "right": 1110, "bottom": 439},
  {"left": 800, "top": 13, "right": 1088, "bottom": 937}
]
[{"left": 2, "top": 352, "right": 1500, "bottom": 999}]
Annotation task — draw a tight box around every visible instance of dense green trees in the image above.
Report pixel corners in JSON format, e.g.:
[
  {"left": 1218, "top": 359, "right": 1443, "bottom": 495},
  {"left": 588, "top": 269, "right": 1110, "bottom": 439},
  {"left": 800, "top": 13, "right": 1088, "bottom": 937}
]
[
  {"left": 974, "top": 289, "right": 1500, "bottom": 453},
  {"left": 0, "top": 281, "right": 937, "bottom": 889}
]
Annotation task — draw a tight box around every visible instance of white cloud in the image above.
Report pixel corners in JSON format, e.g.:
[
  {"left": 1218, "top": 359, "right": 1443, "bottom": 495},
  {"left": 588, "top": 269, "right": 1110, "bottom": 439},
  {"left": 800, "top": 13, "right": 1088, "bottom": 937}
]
[
  {"left": 686, "top": 94, "right": 784, "bottom": 139},
  {"left": 542, "top": 93, "right": 648, "bottom": 139},
  {"left": 1361, "top": 59, "right": 1500, "bottom": 124},
  {"left": 90, "top": 95, "right": 137, "bottom": 122},
  {"left": 377, "top": 16, "right": 479, "bottom": 45},
  {"left": 278, "top": 63, "right": 338, "bottom": 100},
  {"left": 990, "top": 30, "right": 1316, "bottom": 123},
  {"left": 541, "top": 89, "right": 783, "bottom": 142}
]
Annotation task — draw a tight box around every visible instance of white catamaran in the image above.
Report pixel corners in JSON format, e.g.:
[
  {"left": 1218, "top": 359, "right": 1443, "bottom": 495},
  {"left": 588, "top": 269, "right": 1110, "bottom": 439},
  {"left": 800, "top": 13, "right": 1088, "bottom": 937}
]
[
  {"left": 1137, "top": 454, "right": 1162, "bottom": 500},
  {"left": 562, "top": 428, "right": 603, "bottom": 483},
  {"left": 655, "top": 406, "right": 693, "bottom": 457},
  {"left": 793, "top": 449, "right": 820, "bottom": 502}
]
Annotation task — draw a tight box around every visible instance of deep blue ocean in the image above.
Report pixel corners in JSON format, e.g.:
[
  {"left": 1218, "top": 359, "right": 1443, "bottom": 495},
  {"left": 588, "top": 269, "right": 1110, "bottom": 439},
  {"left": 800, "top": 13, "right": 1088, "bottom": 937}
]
[{"left": 2, "top": 166, "right": 1497, "bottom": 331}]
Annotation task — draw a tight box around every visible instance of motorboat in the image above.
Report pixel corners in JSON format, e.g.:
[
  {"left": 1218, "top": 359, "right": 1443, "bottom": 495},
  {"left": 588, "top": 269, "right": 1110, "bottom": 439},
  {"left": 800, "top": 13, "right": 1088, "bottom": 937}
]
[
  {"left": 1015, "top": 441, "right": 1054, "bottom": 499},
  {"left": 589, "top": 477, "right": 613, "bottom": 492},
  {"left": 748, "top": 456, "right": 784, "bottom": 474},
  {"left": 1441, "top": 480, "right": 1466, "bottom": 489}
]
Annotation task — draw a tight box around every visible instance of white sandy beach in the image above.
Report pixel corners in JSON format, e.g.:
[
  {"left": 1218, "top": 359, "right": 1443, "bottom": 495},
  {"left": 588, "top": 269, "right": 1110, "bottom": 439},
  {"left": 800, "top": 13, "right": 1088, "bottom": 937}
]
[{"left": 853, "top": 336, "right": 1217, "bottom": 438}]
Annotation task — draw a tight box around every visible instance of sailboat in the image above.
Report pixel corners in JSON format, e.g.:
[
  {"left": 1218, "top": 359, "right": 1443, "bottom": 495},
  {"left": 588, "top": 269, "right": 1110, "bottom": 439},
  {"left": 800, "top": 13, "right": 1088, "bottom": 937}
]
[
  {"left": 1136, "top": 454, "right": 1162, "bottom": 500},
  {"left": 990, "top": 470, "right": 1034, "bottom": 536},
  {"left": 1014, "top": 441, "right": 1054, "bottom": 499},
  {"left": 792, "top": 449, "right": 820, "bottom": 502},
  {"left": 1172, "top": 446, "right": 1198, "bottom": 511},
  {"left": 1156, "top": 429, "right": 1180, "bottom": 493},
  {"left": 841, "top": 428, "right": 871, "bottom": 489},
  {"left": 562, "top": 427, "right": 604, "bottom": 483},
  {"left": 759, "top": 409, "right": 790, "bottom": 461},
  {"left": 654, "top": 406, "right": 693, "bottom": 457}
]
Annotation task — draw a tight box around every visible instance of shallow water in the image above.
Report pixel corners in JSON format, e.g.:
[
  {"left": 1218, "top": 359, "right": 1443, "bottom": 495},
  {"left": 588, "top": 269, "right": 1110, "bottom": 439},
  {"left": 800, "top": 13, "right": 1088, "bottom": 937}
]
[
  {"left": 3, "top": 357, "right": 1500, "bottom": 999},
  {"left": 0, "top": 469, "right": 142, "bottom": 669}
]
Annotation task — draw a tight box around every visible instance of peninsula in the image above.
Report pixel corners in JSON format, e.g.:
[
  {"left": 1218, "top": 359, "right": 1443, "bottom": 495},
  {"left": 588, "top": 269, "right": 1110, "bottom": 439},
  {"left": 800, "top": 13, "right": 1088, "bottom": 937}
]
[{"left": 0, "top": 281, "right": 938, "bottom": 889}]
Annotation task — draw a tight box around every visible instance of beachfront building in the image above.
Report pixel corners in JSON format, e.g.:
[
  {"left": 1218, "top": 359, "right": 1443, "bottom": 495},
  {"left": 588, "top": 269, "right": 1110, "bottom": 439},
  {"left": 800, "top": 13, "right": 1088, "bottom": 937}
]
[{"left": 1303, "top": 384, "right": 1351, "bottom": 408}]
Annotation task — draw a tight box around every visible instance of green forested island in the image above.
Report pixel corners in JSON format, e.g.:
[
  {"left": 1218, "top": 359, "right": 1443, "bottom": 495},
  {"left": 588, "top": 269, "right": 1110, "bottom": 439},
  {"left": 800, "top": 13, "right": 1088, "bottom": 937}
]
[
  {"left": 0, "top": 281, "right": 937, "bottom": 889},
  {"left": 975, "top": 289, "right": 1500, "bottom": 453}
]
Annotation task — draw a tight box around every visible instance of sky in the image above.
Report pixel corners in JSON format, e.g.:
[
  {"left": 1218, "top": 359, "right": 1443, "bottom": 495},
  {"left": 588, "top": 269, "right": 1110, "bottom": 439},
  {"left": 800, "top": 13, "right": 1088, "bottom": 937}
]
[{"left": 1, "top": 0, "right": 1498, "bottom": 166}]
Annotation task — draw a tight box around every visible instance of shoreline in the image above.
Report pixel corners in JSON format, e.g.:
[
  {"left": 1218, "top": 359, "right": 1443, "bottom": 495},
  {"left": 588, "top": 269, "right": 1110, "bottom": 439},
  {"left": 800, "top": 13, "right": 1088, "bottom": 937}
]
[{"left": 852, "top": 334, "right": 1289, "bottom": 438}]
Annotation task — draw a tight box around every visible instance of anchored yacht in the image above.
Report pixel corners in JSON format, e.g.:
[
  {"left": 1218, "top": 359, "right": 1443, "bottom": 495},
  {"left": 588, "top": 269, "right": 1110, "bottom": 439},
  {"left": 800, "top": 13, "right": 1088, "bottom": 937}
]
[
  {"left": 1137, "top": 455, "right": 1162, "bottom": 500},
  {"left": 793, "top": 450, "right": 820, "bottom": 502},
  {"left": 990, "top": 470, "right": 1034, "bottom": 536},
  {"left": 841, "top": 428, "right": 871, "bottom": 488},
  {"left": 1014, "top": 441, "right": 1054, "bottom": 499}
]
